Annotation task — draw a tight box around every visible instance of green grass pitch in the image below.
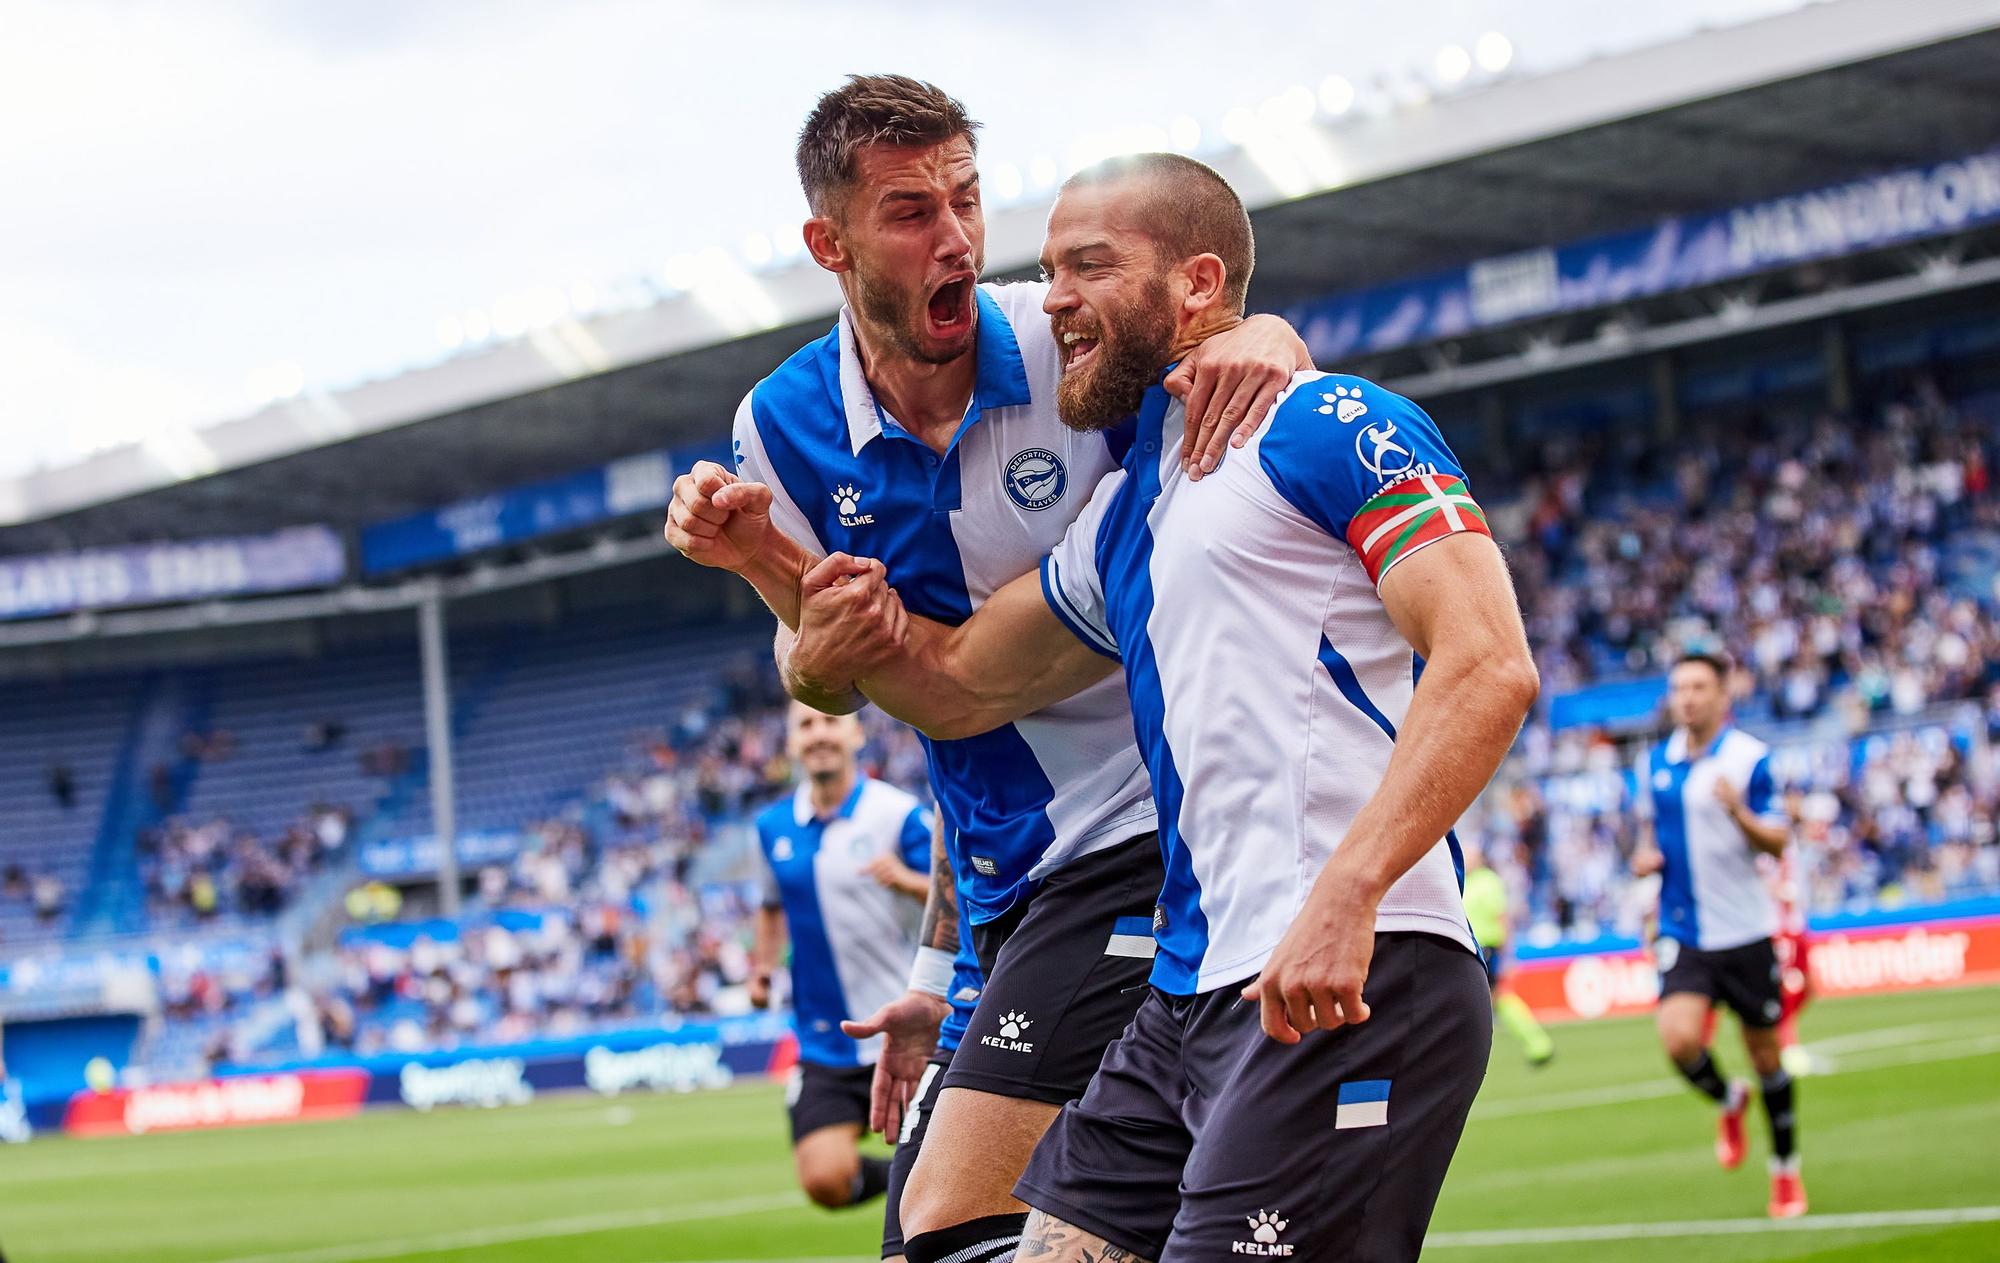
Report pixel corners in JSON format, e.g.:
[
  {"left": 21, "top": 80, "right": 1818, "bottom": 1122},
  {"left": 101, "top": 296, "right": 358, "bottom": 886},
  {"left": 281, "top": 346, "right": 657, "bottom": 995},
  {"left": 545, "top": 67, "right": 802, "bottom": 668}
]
[{"left": 2, "top": 985, "right": 1994, "bottom": 1262}]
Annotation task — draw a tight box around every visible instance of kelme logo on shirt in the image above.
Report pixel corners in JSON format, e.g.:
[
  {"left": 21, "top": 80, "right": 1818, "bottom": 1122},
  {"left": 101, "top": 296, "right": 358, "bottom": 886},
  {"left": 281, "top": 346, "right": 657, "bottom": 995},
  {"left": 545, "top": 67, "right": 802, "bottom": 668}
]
[
  {"left": 970, "top": 855, "right": 999, "bottom": 877},
  {"left": 1233, "top": 1210, "right": 1293, "bottom": 1256},
  {"left": 1005, "top": 448, "right": 1067, "bottom": 511},
  {"left": 832, "top": 483, "right": 874, "bottom": 527},
  {"left": 1315, "top": 384, "right": 1368, "bottom": 424},
  {"left": 980, "top": 1010, "right": 1035, "bottom": 1053}
]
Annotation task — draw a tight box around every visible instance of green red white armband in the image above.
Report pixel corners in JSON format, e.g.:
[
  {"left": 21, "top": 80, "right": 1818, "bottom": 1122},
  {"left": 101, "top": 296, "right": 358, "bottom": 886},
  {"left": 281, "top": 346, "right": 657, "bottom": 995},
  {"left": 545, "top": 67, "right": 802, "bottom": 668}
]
[
  {"left": 1345, "top": 472, "right": 1490, "bottom": 586},
  {"left": 907, "top": 946, "right": 954, "bottom": 998}
]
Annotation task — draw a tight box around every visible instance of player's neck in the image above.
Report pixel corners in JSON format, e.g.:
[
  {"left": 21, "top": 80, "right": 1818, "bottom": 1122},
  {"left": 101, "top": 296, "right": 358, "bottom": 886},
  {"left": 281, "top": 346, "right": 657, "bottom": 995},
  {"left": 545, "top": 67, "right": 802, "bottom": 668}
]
[
  {"left": 808, "top": 769, "right": 857, "bottom": 817},
  {"left": 1683, "top": 717, "right": 1726, "bottom": 751},
  {"left": 850, "top": 314, "right": 977, "bottom": 453},
  {"left": 1171, "top": 311, "right": 1244, "bottom": 359}
]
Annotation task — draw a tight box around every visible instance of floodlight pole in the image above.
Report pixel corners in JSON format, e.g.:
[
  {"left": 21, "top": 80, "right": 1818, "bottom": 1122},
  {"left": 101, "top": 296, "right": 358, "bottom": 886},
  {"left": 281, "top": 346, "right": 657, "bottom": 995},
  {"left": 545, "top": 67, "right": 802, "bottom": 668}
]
[{"left": 418, "top": 587, "right": 461, "bottom": 917}]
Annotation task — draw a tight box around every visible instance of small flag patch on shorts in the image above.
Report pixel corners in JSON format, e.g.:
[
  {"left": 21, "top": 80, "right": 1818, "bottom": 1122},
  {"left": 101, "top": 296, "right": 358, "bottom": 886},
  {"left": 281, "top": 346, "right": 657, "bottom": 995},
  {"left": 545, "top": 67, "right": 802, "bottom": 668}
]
[
  {"left": 1334, "top": 1079, "right": 1390, "bottom": 1129},
  {"left": 1105, "top": 915, "right": 1157, "bottom": 959}
]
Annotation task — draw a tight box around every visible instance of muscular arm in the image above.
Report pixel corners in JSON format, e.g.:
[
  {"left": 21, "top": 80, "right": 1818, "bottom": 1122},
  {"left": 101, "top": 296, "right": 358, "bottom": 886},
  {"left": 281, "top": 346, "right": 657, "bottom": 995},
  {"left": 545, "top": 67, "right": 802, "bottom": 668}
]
[
  {"left": 1328, "top": 534, "right": 1539, "bottom": 894},
  {"left": 803, "top": 556, "right": 1116, "bottom": 741},
  {"left": 1249, "top": 532, "right": 1540, "bottom": 1040},
  {"left": 772, "top": 623, "right": 866, "bottom": 716}
]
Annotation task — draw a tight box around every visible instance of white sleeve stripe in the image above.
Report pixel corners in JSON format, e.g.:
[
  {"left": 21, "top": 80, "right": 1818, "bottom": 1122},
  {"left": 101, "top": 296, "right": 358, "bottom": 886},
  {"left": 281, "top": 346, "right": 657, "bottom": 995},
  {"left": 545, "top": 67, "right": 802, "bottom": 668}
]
[
  {"left": 1045, "top": 556, "right": 1117, "bottom": 652},
  {"left": 1042, "top": 556, "right": 1118, "bottom": 656}
]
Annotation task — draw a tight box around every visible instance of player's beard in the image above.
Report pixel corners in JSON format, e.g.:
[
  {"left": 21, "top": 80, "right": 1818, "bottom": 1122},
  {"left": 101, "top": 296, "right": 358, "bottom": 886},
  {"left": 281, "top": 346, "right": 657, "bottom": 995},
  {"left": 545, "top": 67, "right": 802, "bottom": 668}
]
[{"left": 1055, "top": 272, "right": 1177, "bottom": 432}]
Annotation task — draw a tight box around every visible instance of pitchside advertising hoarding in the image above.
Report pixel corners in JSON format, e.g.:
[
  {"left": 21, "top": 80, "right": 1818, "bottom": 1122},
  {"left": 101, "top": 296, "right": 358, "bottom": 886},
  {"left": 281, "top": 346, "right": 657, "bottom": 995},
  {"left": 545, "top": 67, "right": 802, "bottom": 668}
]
[
  {"left": 49, "top": 1015, "right": 795, "bottom": 1138},
  {"left": 33, "top": 903, "right": 2000, "bottom": 1138},
  {"left": 1509, "top": 901, "right": 2000, "bottom": 1022}
]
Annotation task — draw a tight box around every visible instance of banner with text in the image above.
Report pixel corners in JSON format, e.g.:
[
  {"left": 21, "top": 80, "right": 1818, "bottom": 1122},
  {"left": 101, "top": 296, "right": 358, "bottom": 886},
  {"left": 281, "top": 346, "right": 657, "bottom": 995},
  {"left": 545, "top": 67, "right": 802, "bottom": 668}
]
[
  {"left": 0, "top": 526, "right": 346, "bottom": 621},
  {"left": 1510, "top": 910, "right": 2000, "bottom": 1023},
  {"left": 360, "top": 439, "right": 730, "bottom": 575},
  {"left": 1285, "top": 148, "right": 2000, "bottom": 363}
]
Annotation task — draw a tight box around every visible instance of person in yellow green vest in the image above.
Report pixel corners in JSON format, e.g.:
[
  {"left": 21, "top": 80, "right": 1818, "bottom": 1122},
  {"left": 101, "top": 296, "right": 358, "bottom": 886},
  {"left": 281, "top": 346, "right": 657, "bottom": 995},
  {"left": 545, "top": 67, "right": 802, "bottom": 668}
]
[{"left": 1462, "top": 838, "right": 1554, "bottom": 1067}]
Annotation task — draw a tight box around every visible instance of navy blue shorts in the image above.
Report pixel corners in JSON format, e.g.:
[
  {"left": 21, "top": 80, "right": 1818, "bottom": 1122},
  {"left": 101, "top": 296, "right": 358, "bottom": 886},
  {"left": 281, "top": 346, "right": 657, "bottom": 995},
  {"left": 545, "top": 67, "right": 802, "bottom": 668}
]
[
  {"left": 1016, "top": 932, "right": 1492, "bottom": 1263},
  {"left": 1658, "top": 935, "right": 1783, "bottom": 1029},
  {"left": 785, "top": 1059, "right": 872, "bottom": 1144},
  {"left": 941, "top": 833, "right": 1163, "bottom": 1106}
]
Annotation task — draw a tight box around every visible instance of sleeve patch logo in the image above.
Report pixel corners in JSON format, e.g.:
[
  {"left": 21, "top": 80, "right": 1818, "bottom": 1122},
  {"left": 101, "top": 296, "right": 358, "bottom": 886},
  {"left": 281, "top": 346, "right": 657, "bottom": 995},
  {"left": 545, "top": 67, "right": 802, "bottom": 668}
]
[
  {"left": 1345, "top": 472, "right": 1489, "bottom": 585},
  {"left": 1355, "top": 420, "right": 1415, "bottom": 478}
]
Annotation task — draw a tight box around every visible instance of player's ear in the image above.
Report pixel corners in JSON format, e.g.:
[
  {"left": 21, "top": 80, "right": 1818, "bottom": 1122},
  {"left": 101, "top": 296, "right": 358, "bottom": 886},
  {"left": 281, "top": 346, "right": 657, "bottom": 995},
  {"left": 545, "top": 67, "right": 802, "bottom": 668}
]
[
  {"left": 804, "top": 215, "right": 850, "bottom": 274},
  {"left": 1180, "top": 253, "right": 1227, "bottom": 315}
]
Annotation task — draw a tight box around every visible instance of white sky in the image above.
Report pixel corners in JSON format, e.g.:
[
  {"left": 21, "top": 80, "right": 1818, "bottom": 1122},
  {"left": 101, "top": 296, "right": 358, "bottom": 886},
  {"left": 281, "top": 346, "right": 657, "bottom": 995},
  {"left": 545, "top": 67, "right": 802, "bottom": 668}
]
[{"left": 0, "top": 0, "right": 1811, "bottom": 479}]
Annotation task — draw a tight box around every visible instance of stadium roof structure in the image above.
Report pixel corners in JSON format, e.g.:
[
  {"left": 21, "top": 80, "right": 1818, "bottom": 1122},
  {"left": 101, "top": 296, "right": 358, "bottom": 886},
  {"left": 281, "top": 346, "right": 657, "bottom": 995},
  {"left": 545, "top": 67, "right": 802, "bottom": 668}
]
[{"left": 9, "top": 0, "right": 2000, "bottom": 555}]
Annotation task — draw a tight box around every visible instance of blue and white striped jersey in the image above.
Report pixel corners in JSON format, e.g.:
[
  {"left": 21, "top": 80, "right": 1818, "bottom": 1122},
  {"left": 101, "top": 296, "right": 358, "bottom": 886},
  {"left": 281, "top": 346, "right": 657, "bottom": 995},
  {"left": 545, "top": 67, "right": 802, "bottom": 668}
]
[
  {"left": 735, "top": 282, "right": 1158, "bottom": 925},
  {"left": 755, "top": 777, "right": 931, "bottom": 1067},
  {"left": 1636, "top": 726, "right": 1785, "bottom": 951},
  {"left": 1040, "top": 372, "right": 1483, "bottom": 996}
]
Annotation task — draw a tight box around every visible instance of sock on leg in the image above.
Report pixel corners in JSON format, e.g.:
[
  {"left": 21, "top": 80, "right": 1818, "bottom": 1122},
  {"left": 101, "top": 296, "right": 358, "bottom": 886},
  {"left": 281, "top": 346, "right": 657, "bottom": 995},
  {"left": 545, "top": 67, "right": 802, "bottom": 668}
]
[
  {"left": 850, "top": 1156, "right": 892, "bottom": 1206},
  {"left": 904, "top": 1214, "right": 1029, "bottom": 1263},
  {"left": 1675, "top": 1049, "right": 1730, "bottom": 1104},
  {"left": 1760, "top": 1069, "right": 1797, "bottom": 1160}
]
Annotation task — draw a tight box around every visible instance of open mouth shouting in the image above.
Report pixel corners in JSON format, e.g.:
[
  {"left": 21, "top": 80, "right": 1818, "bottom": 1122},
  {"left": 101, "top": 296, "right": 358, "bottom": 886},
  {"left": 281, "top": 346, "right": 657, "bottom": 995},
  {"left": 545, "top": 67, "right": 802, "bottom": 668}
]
[
  {"left": 1060, "top": 327, "right": 1101, "bottom": 373},
  {"left": 925, "top": 275, "right": 974, "bottom": 338}
]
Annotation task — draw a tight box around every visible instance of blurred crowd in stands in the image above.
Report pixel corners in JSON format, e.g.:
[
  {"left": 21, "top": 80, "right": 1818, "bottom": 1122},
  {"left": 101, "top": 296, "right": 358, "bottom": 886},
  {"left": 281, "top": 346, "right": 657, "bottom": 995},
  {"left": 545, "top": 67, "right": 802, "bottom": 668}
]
[
  {"left": 141, "top": 805, "right": 353, "bottom": 924},
  {"left": 1, "top": 865, "right": 65, "bottom": 925},
  {"left": 1468, "top": 379, "right": 2000, "bottom": 942},
  {"left": 184, "top": 665, "right": 934, "bottom": 1067},
  {"left": 1505, "top": 379, "right": 1996, "bottom": 714}
]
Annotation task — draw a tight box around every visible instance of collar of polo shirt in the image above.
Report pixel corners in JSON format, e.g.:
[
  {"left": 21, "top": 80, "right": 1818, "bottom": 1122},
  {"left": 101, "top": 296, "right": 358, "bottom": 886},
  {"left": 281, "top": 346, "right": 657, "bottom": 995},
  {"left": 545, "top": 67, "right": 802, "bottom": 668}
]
[{"left": 835, "top": 286, "right": 1034, "bottom": 457}]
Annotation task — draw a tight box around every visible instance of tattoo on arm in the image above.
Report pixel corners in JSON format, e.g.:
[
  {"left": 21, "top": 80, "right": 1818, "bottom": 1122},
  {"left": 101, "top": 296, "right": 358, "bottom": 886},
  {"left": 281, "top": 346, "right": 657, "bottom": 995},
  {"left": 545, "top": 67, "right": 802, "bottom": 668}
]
[
  {"left": 1018, "top": 1210, "right": 1146, "bottom": 1263},
  {"left": 919, "top": 817, "right": 960, "bottom": 953}
]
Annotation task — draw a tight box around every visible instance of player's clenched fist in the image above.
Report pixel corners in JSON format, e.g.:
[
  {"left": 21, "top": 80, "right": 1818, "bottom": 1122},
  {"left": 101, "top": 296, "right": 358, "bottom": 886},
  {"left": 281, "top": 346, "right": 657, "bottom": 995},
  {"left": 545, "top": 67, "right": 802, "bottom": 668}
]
[
  {"left": 793, "top": 554, "right": 910, "bottom": 685},
  {"left": 664, "top": 460, "right": 775, "bottom": 572}
]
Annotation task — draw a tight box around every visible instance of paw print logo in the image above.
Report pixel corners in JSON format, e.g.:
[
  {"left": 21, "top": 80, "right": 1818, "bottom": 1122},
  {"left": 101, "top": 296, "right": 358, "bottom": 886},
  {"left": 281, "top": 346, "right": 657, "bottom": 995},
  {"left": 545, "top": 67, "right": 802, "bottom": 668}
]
[
  {"left": 1248, "top": 1211, "right": 1288, "bottom": 1243},
  {"left": 831, "top": 483, "right": 863, "bottom": 515},
  {"left": 1315, "top": 384, "right": 1368, "bottom": 424},
  {"left": 997, "top": 1011, "right": 1032, "bottom": 1039}
]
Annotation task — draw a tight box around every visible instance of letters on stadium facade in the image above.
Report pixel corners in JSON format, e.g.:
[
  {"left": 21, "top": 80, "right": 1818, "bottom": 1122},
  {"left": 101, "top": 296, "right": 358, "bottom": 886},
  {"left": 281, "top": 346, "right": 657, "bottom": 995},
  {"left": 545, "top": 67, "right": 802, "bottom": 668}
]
[{"left": 1287, "top": 147, "right": 2000, "bottom": 363}]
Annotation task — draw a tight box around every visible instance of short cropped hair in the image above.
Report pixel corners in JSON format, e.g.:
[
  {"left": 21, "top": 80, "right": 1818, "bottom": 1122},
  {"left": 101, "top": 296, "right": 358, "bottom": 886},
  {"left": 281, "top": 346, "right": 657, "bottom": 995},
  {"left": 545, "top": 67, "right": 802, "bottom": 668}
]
[
  {"left": 1062, "top": 153, "right": 1255, "bottom": 311},
  {"left": 1673, "top": 650, "right": 1734, "bottom": 680},
  {"left": 795, "top": 74, "right": 980, "bottom": 217}
]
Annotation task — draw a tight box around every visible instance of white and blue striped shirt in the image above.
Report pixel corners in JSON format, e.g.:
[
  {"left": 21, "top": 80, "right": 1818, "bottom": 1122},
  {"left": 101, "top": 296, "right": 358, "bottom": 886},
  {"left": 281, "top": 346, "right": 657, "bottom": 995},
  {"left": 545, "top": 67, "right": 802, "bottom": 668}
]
[
  {"left": 1636, "top": 726, "right": 1785, "bottom": 951},
  {"left": 735, "top": 282, "right": 1158, "bottom": 925},
  {"left": 755, "top": 778, "right": 931, "bottom": 1067},
  {"left": 1041, "top": 371, "right": 1482, "bottom": 995}
]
